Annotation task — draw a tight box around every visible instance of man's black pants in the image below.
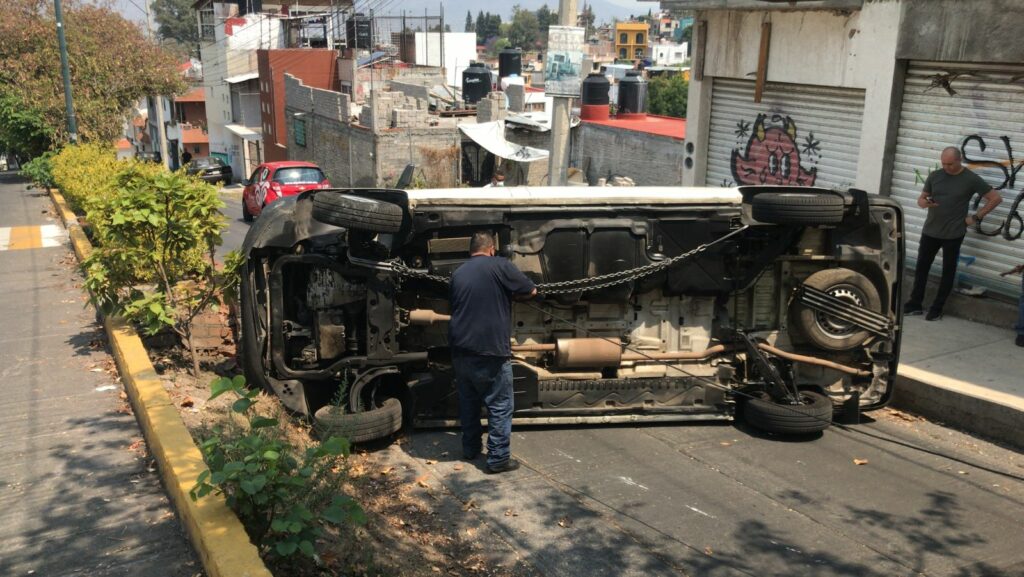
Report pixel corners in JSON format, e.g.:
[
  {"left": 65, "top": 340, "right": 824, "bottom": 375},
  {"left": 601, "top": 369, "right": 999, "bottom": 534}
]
[{"left": 908, "top": 233, "right": 965, "bottom": 312}]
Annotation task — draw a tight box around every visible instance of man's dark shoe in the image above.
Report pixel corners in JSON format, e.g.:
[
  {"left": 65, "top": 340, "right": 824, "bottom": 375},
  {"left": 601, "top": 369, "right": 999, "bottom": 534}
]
[
  {"left": 904, "top": 302, "right": 924, "bottom": 316},
  {"left": 925, "top": 309, "right": 943, "bottom": 321},
  {"left": 1016, "top": 335, "right": 1024, "bottom": 347},
  {"left": 485, "top": 457, "right": 521, "bottom": 474},
  {"left": 462, "top": 448, "right": 481, "bottom": 460}
]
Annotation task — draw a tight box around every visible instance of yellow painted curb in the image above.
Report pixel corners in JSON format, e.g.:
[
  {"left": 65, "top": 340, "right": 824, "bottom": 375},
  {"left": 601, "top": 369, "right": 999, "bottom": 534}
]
[{"left": 49, "top": 188, "right": 273, "bottom": 577}]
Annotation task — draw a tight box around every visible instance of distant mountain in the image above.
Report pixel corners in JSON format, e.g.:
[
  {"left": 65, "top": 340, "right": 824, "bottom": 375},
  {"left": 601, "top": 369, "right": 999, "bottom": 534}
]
[{"left": 370, "top": 0, "right": 654, "bottom": 25}]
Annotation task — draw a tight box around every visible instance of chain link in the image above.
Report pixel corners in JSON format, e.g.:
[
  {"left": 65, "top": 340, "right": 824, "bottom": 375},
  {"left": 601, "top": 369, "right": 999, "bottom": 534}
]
[{"left": 388, "top": 225, "right": 749, "bottom": 295}]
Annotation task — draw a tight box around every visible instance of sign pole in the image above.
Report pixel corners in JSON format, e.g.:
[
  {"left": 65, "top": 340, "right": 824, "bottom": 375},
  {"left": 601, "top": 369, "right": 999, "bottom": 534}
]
[{"left": 546, "top": 0, "right": 579, "bottom": 186}]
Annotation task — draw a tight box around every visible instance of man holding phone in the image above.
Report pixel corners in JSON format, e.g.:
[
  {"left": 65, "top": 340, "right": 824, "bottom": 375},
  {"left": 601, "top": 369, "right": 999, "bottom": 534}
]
[{"left": 904, "top": 147, "right": 1002, "bottom": 321}]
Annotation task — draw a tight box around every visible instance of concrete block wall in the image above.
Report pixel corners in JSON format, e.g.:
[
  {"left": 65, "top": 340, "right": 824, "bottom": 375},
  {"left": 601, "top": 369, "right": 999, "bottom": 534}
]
[
  {"left": 284, "top": 74, "right": 314, "bottom": 114},
  {"left": 376, "top": 128, "right": 460, "bottom": 188},
  {"left": 506, "top": 84, "right": 526, "bottom": 113},
  {"left": 573, "top": 122, "right": 685, "bottom": 186},
  {"left": 476, "top": 92, "right": 508, "bottom": 123}
]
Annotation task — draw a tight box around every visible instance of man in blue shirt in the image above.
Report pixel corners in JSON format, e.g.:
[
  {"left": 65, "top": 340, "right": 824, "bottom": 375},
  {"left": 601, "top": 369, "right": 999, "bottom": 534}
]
[{"left": 449, "top": 231, "right": 537, "bottom": 474}]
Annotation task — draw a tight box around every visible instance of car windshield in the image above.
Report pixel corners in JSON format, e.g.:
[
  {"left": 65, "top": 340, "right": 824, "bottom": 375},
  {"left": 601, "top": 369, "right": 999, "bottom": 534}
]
[
  {"left": 273, "top": 167, "right": 325, "bottom": 184},
  {"left": 191, "top": 158, "right": 222, "bottom": 168}
]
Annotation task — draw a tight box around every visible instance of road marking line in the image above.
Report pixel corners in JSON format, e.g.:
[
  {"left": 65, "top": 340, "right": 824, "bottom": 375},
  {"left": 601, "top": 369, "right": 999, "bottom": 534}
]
[{"left": 0, "top": 225, "right": 67, "bottom": 251}]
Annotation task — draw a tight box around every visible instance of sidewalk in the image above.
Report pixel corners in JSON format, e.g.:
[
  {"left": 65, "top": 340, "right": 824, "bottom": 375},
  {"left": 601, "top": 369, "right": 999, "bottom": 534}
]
[
  {"left": 0, "top": 173, "right": 200, "bottom": 576},
  {"left": 893, "top": 314, "right": 1024, "bottom": 451}
]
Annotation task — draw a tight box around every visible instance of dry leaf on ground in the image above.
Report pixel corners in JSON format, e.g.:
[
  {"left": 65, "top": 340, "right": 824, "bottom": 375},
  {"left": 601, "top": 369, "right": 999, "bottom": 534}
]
[
  {"left": 415, "top": 475, "right": 430, "bottom": 488},
  {"left": 557, "top": 517, "right": 573, "bottom": 528},
  {"left": 704, "top": 546, "right": 714, "bottom": 556},
  {"left": 853, "top": 458, "right": 869, "bottom": 466},
  {"left": 179, "top": 397, "right": 194, "bottom": 408},
  {"left": 462, "top": 499, "right": 477, "bottom": 511}
]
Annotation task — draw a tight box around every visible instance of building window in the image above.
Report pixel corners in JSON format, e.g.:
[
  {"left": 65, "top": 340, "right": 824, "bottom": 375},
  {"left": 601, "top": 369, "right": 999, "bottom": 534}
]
[
  {"left": 619, "top": 48, "right": 627, "bottom": 59},
  {"left": 294, "top": 118, "right": 306, "bottom": 147},
  {"left": 193, "top": 145, "right": 201, "bottom": 153},
  {"left": 619, "top": 33, "right": 627, "bottom": 44},
  {"left": 635, "top": 48, "right": 643, "bottom": 59},
  {"left": 198, "top": 2, "right": 215, "bottom": 42},
  {"left": 635, "top": 33, "right": 645, "bottom": 44}
]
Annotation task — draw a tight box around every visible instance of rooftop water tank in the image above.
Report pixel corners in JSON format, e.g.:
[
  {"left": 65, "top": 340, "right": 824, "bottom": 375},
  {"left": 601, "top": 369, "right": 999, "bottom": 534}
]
[
  {"left": 462, "top": 62, "right": 492, "bottom": 105},
  {"left": 499, "top": 48, "right": 523, "bottom": 80},
  {"left": 618, "top": 70, "right": 647, "bottom": 118},
  {"left": 580, "top": 73, "right": 611, "bottom": 121}
]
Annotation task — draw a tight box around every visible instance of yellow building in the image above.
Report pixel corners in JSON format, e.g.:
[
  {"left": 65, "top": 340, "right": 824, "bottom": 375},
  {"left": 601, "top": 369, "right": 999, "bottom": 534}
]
[{"left": 614, "top": 22, "right": 649, "bottom": 61}]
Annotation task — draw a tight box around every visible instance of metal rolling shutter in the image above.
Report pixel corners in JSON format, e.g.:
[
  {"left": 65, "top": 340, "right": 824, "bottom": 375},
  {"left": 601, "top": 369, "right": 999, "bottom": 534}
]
[
  {"left": 707, "top": 78, "right": 865, "bottom": 191},
  {"left": 890, "top": 61, "right": 1024, "bottom": 297}
]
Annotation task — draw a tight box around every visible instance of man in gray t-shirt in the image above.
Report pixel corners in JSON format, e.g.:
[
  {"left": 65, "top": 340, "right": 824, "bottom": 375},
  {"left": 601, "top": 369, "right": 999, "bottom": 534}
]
[{"left": 905, "top": 147, "right": 1001, "bottom": 320}]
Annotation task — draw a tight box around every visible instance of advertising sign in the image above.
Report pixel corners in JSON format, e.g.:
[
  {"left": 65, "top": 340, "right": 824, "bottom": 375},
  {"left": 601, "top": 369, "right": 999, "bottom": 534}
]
[{"left": 544, "top": 26, "right": 585, "bottom": 97}]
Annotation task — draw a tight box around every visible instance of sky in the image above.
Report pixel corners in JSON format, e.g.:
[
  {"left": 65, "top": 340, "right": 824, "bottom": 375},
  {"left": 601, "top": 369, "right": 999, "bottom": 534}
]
[{"left": 116, "top": 0, "right": 660, "bottom": 26}]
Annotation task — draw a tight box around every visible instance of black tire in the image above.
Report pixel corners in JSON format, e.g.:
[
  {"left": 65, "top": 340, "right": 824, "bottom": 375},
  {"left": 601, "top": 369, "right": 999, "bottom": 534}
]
[
  {"left": 751, "top": 192, "right": 845, "bottom": 225},
  {"left": 313, "top": 398, "right": 403, "bottom": 443},
  {"left": 744, "top": 391, "right": 833, "bottom": 435},
  {"left": 792, "top": 267, "right": 882, "bottom": 351},
  {"left": 239, "top": 260, "right": 271, "bottom": 394},
  {"left": 242, "top": 202, "right": 253, "bottom": 223},
  {"left": 312, "top": 193, "right": 404, "bottom": 233}
]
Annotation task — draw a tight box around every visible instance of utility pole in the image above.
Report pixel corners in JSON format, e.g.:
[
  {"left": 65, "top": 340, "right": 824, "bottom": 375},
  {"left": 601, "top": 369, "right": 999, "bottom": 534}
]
[
  {"left": 547, "top": 0, "right": 578, "bottom": 186},
  {"left": 144, "top": 0, "right": 171, "bottom": 168},
  {"left": 54, "top": 0, "right": 78, "bottom": 143}
]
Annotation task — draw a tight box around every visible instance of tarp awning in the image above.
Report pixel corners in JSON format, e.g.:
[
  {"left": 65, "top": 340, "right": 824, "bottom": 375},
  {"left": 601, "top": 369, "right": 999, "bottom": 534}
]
[
  {"left": 224, "top": 72, "right": 259, "bottom": 84},
  {"left": 458, "top": 121, "right": 548, "bottom": 163},
  {"left": 225, "top": 124, "right": 261, "bottom": 140}
]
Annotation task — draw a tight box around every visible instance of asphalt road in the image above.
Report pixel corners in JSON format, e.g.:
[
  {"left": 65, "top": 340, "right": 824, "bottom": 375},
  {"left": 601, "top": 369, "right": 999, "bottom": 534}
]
[
  {"left": 219, "top": 191, "right": 1024, "bottom": 577},
  {"left": 217, "top": 187, "right": 249, "bottom": 262}
]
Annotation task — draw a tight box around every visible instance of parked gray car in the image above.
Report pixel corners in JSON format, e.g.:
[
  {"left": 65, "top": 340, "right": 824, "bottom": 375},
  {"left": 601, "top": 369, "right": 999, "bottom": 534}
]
[{"left": 239, "top": 186, "right": 904, "bottom": 442}]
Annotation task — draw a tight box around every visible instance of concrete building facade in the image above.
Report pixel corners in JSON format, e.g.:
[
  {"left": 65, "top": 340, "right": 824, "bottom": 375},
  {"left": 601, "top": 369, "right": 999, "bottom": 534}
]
[
  {"left": 615, "top": 22, "right": 649, "bottom": 61},
  {"left": 664, "top": 0, "right": 1024, "bottom": 297},
  {"left": 284, "top": 75, "right": 461, "bottom": 188}
]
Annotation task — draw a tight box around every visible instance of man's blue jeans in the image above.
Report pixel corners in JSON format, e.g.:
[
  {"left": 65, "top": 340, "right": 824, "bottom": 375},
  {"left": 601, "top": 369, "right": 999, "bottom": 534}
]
[{"left": 452, "top": 353, "right": 514, "bottom": 467}]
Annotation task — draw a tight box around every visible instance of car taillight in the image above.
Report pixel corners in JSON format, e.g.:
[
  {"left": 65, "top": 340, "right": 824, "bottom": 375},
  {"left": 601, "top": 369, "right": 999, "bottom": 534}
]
[{"left": 320, "top": 179, "right": 330, "bottom": 188}]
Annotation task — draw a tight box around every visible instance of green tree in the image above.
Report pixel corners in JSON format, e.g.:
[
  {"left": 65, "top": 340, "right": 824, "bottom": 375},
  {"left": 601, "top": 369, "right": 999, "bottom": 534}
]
[
  {"left": 680, "top": 24, "right": 693, "bottom": 44},
  {"left": 152, "top": 0, "right": 200, "bottom": 50},
  {"left": 537, "top": 4, "right": 557, "bottom": 36},
  {"left": 507, "top": 6, "right": 539, "bottom": 49},
  {"left": 476, "top": 10, "right": 485, "bottom": 44},
  {"left": 580, "top": 5, "right": 596, "bottom": 38},
  {"left": 465, "top": 10, "right": 473, "bottom": 33},
  {"left": 0, "top": 0, "right": 185, "bottom": 156},
  {"left": 648, "top": 75, "right": 689, "bottom": 119}
]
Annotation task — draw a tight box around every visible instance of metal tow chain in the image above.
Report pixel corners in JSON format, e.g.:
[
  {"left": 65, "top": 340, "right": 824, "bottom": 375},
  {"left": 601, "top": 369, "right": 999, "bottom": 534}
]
[{"left": 388, "top": 225, "right": 750, "bottom": 294}]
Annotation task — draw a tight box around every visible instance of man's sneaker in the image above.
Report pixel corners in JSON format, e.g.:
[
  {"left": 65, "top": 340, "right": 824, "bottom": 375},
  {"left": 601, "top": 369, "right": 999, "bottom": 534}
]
[
  {"left": 925, "top": 309, "right": 943, "bottom": 321},
  {"left": 904, "top": 302, "right": 924, "bottom": 316},
  {"left": 485, "top": 458, "right": 521, "bottom": 474},
  {"left": 1016, "top": 335, "right": 1024, "bottom": 347}
]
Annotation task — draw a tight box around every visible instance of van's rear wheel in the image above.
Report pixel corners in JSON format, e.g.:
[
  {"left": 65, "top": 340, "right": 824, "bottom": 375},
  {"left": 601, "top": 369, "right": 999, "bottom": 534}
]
[
  {"left": 751, "top": 192, "right": 844, "bottom": 225},
  {"left": 743, "top": 391, "right": 833, "bottom": 435}
]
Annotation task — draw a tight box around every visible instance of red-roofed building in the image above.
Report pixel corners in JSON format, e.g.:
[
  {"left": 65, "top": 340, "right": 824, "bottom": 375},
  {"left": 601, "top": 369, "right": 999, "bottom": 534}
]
[{"left": 574, "top": 113, "right": 686, "bottom": 186}]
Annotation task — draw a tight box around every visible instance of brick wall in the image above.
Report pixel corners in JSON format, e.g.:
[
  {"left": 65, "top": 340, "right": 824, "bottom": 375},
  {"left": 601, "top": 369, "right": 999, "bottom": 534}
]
[
  {"left": 573, "top": 122, "right": 684, "bottom": 186},
  {"left": 286, "top": 74, "right": 460, "bottom": 188},
  {"left": 376, "top": 129, "right": 460, "bottom": 188}
]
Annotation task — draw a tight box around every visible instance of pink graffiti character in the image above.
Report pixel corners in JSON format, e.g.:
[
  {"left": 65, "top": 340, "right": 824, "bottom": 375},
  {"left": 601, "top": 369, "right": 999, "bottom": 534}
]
[{"left": 731, "top": 114, "right": 817, "bottom": 186}]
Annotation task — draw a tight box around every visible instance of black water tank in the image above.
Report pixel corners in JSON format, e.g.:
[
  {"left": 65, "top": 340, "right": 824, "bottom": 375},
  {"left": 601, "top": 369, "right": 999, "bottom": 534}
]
[
  {"left": 346, "top": 13, "right": 372, "bottom": 49},
  {"left": 618, "top": 70, "right": 647, "bottom": 115},
  {"left": 498, "top": 48, "right": 522, "bottom": 79},
  {"left": 581, "top": 72, "right": 611, "bottom": 105},
  {"left": 462, "top": 62, "right": 492, "bottom": 104}
]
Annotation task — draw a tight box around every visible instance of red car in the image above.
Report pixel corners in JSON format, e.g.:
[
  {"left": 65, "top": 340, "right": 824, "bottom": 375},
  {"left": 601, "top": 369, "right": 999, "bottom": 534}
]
[{"left": 242, "top": 161, "right": 331, "bottom": 221}]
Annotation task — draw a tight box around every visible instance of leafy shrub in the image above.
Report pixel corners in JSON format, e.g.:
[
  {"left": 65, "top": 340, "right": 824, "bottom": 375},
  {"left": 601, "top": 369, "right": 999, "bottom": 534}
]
[
  {"left": 81, "top": 169, "right": 234, "bottom": 376},
  {"left": 50, "top": 143, "right": 122, "bottom": 211},
  {"left": 191, "top": 376, "right": 366, "bottom": 558},
  {"left": 648, "top": 74, "right": 689, "bottom": 119},
  {"left": 20, "top": 151, "right": 56, "bottom": 189}
]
